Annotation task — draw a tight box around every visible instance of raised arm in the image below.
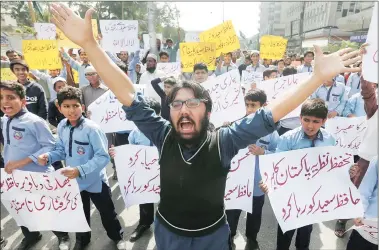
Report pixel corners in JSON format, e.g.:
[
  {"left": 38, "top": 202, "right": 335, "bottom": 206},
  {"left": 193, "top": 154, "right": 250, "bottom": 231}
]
[
  {"left": 268, "top": 46, "right": 361, "bottom": 122},
  {"left": 50, "top": 4, "right": 136, "bottom": 107}
]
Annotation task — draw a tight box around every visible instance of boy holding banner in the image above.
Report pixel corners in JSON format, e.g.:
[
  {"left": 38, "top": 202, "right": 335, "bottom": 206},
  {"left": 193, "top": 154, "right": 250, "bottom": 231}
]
[
  {"left": 260, "top": 98, "right": 336, "bottom": 250},
  {"left": 0, "top": 81, "right": 70, "bottom": 250},
  {"left": 226, "top": 89, "right": 279, "bottom": 250},
  {"left": 37, "top": 86, "right": 125, "bottom": 250},
  {"left": 50, "top": 4, "right": 361, "bottom": 249}
]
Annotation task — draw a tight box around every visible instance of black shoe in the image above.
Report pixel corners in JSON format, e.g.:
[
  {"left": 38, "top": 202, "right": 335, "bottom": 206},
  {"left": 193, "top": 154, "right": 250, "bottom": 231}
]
[
  {"left": 1, "top": 237, "right": 8, "bottom": 250},
  {"left": 16, "top": 233, "right": 42, "bottom": 250},
  {"left": 73, "top": 240, "right": 90, "bottom": 250},
  {"left": 129, "top": 224, "right": 150, "bottom": 242},
  {"left": 246, "top": 239, "right": 260, "bottom": 250}
]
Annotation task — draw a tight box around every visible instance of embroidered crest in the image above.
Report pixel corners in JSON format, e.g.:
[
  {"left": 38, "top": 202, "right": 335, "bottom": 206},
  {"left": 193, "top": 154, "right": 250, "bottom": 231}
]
[
  {"left": 77, "top": 146, "right": 85, "bottom": 155},
  {"left": 13, "top": 131, "right": 23, "bottom": 140}
]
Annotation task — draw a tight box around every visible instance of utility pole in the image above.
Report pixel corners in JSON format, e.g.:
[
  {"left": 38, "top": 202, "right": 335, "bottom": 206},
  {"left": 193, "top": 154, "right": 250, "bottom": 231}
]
[
  {"left": 147, "top": 2, "right": 157, "bottom": 55},
  {"left": 27, "top": 0, "right": 36, "bottom": 23},
  {"left": 299, "top": 2, "right": 306, "bottom": 54}
]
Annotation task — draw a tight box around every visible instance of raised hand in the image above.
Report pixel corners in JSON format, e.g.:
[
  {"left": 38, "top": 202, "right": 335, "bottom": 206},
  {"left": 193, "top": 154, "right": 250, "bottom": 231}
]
[
  {"left": 50, "top": 3, "right": 96, "bottom": 48},
  {"left": 313, "top": 45, "right": 361, "bottom": 82}
]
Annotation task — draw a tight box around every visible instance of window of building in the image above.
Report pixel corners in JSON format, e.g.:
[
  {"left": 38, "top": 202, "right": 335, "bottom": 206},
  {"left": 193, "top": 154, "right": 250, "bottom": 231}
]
[
  {"left": 349, "top": 2, "right": 355, "bottom": 12},
  {"left": 337, "top": 1, "right": 343, "bottom": 12},
  {"left": 342, "top": 9, "right": 348, "bottom": 17}
]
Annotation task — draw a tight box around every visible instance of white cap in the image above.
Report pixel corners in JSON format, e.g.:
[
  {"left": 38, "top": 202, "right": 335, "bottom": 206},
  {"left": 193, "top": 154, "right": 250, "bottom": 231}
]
[
  {"left": 84, "top": 66, "right": 96, "bottom": 74},
  {"left": 52, "top": 77, "right": 66, "bottom": 86},
  {"left": 146, "top": 53, "right": 157, "bottom": 61},
  {"left": 250, "top": 50, "right": 260, "bottom": 56}
]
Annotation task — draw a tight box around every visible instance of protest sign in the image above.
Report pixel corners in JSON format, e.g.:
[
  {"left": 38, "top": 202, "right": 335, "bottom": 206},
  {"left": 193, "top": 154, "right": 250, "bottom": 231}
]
[
  {"left": 99, "top": 20, "right": 139, "bottom": 53},
  {"left": 185, "top": 31, "right": 201, "bottom": 42},
  {"left": 87, "top": 89, "right": 147, "bottom": 133},
  {"left": 362, "top": 2, "right": 378, "bottom": 83},
  {"left": 257, "top": 72, "right": 312, "bottom": 119},
  {"left": 114, "top": 145, "right": 255, "bottom": 213},
  {"left": 0, "top": 169, "right": 90, "bottom": 232},
  {"left": 260, "top": 146, "right": 364, "bottom": 233},
  {"left": 202, "top": 69, "right": 245, "bottom": 128},
  {"left": 225, "top": 148, "right": 255, "bottom": 213},
  {"left": 347, "top": 218, "right": 378, "bottom": 245},
  {"left": 241, "top": 70, "right": 263, "bottom": 88},
  {"left": 260, "top": 35, "right": 288, "bottom": 60},
  {"left": 22, "top": 40, "right": 62, "bottom": 69},
  {"left": 157, "top": 62, "right": 181, "bottom": 77},
  {"left": 180, "top": 42, "right": 216, "bottom": 72},
  {"left": 199, "top": 20, "right": 240, "bottom": 55},
  {"left": 114, "top": 145, "right": 160, "bottom": 208},
  {"left": 56, "top": 28, "right": 80, "bottom": 48},
  {"left": 143, "top": 33, "right": 163, "bottom": 51},
  {"left": 0, "top": 68, "right": 17, "bottom": 80},
  {"left": 34, "top": 23, "right": 56, "bottom": 40},
  {"left": 325, "top": 116, "right": 368, "bottom": 155}
]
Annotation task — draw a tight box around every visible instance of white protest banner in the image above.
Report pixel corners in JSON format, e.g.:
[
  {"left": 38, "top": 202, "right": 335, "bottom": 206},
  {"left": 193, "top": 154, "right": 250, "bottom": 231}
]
[
  {"left": 362, "top": 3, "right": 378, "bottom": 83},
  {"left": 143, "top": 33, "right": 163, "bottom": 51},
  {"left": 202, "top": 69, "right": 245, "bottom": 128},
  {"left": 257, "top": 72, "right": 312, "bottom": 119},
  {"left": 114, "top": 145, "right": 160, "bottom": 208},
  {"left": 99, "top": 20, "right": 139, "bottom": 53},
  {"left": 185, "top": 31, "right": 201, "bottom": 42},
  {"left": 325, "top": 116, "right": 368, "bottom": 154},
  {"left": 157, "top": 62, "right": 181, "bottom": 77},
  {"left": 34, "top": 23, "right": 56, "bottom": 40},
  {"left": 260, "top": 146, "right": 364, "bottom": 233},
  {"left": 225, "top": 148, "right": 255, "bottom": 213},
  {"left": 241, "top": 70, "right": 263, "bottom": 88},
  {"left": 347, "top": 218, "right": 378, "bottom": 245},
  {"left": 0, "top": 169, "right": 90, "bottom": 232},
  {"left": 87, "top": 89, "right": 146, "bottom": 133}
]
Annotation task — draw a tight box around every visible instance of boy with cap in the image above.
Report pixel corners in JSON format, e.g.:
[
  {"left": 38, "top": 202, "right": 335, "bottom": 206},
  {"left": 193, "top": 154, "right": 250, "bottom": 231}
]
[
  {"left": 9, "top": 60, "right": 48, "bottom": 120},
  {"left": 30, "top": 68, "right": 65, "bottom": 101},
  {"left": 246, "top": 51, "right": 267, "bottom": 73},
  {"left": 48, "top": 77, "right": 67, "bottom": 128},
  {"left": 0, "top": 81, "right": 70, "bottom": 250}
]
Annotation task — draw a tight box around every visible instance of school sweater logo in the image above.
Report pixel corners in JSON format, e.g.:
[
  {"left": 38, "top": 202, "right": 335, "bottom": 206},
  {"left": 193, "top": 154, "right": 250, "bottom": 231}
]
[
  {"left": 77, "top": 146, "right": 86, "bottom": 155},
  {"left": 13, "top": 131, "right": 23, "bottom": 140}
]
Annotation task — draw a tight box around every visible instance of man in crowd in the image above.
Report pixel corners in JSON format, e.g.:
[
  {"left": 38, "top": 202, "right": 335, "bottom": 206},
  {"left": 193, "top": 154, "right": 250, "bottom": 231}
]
[
  {"left": 246, "top": 51, "right": 266, "bottom": 73},
  {"left": 61, "top": 48, "right": 91, "bottom": 87},
  {"left": 215, "top": 52, "right": 237, "bottom": 76},
  {"left": 297, "top": 51, "right": 314, "bottom": 73},
  {"left": 163, "top": 38, "right": 179, "bottom": 62},
  {"left": 139, "top": 54, "right": 165, "bottom": 102}
]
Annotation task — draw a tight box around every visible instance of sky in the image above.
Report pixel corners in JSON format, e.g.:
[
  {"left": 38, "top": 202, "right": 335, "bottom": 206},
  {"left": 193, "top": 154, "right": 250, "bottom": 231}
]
[{"left": 172, "top": 2, "right": 261, "bottom": 38}]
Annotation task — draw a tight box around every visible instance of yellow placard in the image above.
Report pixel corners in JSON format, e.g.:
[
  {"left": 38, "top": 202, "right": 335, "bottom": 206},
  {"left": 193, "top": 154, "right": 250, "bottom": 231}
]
[
  {"left": 56, "top": 29, "right": 80, "bottom": 49},
  {"left": 92, "top": 19, "right": 99, "bottom": 39},
  {"left": 1, "top": 68, "right": 17, "bottom": 81},
  {"left": 22, "top": 40, "right": 62, "bottom": 70},
  {"left": 72, "top": 69, "right": 79, "bottom": 84},
  {"left": 199, "top": 20, "right": 240, "bottom": 55},
  {"left": 259, "top": 35, "right": 288, "bottom": 60},
  {"left": 180, "top": 42, "right": 217, "bottom": 73}
]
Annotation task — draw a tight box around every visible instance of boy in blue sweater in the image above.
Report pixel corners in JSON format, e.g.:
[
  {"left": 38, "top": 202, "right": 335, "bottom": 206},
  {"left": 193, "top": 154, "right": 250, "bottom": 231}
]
[
  {"left": 1, "top": 81, "right": 69, "bottom": 250},
  {"left": 225, "top": 89, "right": 279, "bottom": 250},
  {"left": 37, "top": 86, "right": 125, "bottom": 250}
]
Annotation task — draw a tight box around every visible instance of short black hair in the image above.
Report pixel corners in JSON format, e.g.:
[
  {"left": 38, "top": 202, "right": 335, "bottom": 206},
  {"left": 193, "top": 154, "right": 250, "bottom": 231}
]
[
  {"left": 78, "top": 49, "right": 85, "bottom": 55},
  {"left": 263, "top": 69, "right": 277, "bottom": 79},
  {"left": 0, "top": 80, "right": 26, "bottom": 99},
  {"left": 159, "top": 51, "right": 169, "bottom": 58},
  {"left": 6, "top": 50, "right": 22, "bottom": 57},
  {"left": 193, "top": 63, "right": 208, "bottom": 73},
  {"left": 144, "top": 97, "right": 161, "bottom": 115},
  {"left": 244, "top": 89, "right": 267, "bottom": 106},
  {"left": 300, "top": 98, "right": 328, "bottom": 119},
  {"left": 304, "top": 51, "right": 314, "bottom": 57},
  {"left": 225, "top": 52, "right": 233, "bottom": 57},
  {"left": 167, "top": 81, "right": 212, "bottom": 112},
  {"left": 10, "top": 60, "right": 29, "bottom": 72},
  {"left": 164, "top": 76, "right": 177, "bottom": 86},
  {"left": 166, "top": 38, "right": 173, "bottom": 43},
  {"left": 282, "top": 66, "right": 297, "bottom": 76},
  {"left": 57, "top": 86, "right": 83, "bottom": 106},
  {"left": 277, "top": 59, "right": 285, "bottom": 64}
]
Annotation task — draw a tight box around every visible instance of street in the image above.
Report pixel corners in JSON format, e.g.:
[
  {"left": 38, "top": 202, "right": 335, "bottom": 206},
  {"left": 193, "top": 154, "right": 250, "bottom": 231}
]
[{"left": 1, "top": 164, "right": 351, "bottom": 250}]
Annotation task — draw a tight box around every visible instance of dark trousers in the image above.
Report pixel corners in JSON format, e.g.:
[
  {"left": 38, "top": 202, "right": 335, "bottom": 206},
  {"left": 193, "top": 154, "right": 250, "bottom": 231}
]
[
  {"left": 52, "top": 161, "right": 63, "bottom": 170},
  {"left": 139, "top": 203, "right": 154, "bottom": 226},
  {"left": 76, "top": 182, "right": 123, "bottom": 243},
  {"left": 347, "top": 230, "right": 377, "bottom": 250},
  {"left": 113, "top": 133, "right": 130, "bottom": 169},
  {"left": 278, "top": 126, "right": 292, "bottom": 136},
  {"left": 20, "top": 226, "right": 68, "bottom": 239},
  {"left": 226, "top": 195, "right": 265, "bottom": 240},
  {"left": 277, "top": 224, "right": 313, "bottom": 250}
]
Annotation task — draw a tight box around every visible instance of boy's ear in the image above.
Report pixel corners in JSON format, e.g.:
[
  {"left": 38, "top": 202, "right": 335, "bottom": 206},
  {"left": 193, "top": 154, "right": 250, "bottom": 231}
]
[
  {"left": 21, "top": 98, "right": 27, "bottom": 106},
  {"left": 82, "top": 104, "right": 85, "bottom": 111}
]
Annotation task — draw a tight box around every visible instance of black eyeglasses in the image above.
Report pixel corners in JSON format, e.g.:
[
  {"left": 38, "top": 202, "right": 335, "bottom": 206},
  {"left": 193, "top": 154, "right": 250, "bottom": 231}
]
[{"left": 169, "top": 98, "right": 208, "bottom": 110}]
